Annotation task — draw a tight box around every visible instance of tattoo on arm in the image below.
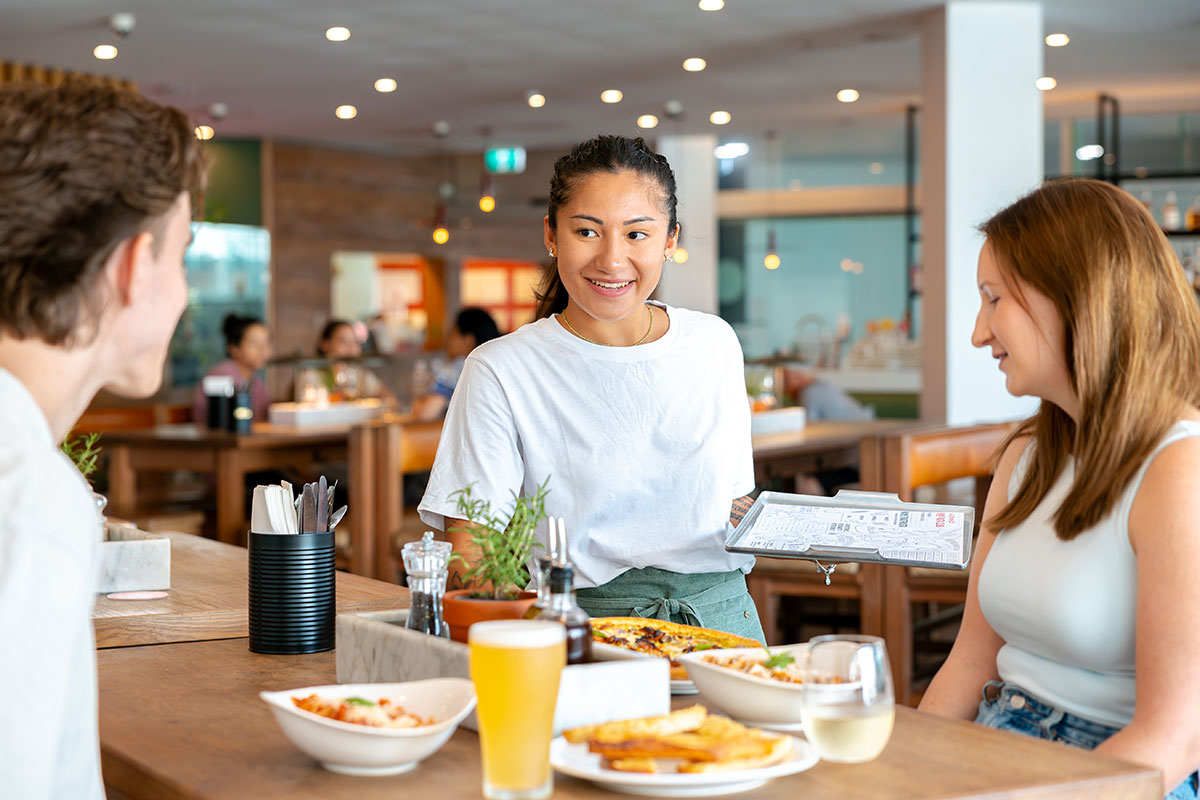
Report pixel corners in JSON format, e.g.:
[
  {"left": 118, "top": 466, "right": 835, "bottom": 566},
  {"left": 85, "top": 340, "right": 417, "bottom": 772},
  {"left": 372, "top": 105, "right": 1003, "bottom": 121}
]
[{"left": 730, "top": 494, "right": 755, "bottom": 527}]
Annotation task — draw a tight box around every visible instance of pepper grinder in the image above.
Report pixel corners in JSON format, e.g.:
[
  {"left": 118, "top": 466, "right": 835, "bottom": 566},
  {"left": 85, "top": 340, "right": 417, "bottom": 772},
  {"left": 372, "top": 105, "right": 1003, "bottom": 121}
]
[{"left": 401, "top": 532, "right": 453, "bottom": 638}]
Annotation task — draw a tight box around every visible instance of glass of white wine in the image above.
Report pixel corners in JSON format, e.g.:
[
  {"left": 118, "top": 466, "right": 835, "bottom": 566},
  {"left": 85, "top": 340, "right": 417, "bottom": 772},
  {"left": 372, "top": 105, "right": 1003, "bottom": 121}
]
[{"left": 799, "top": 634, "right": 895, "bottom": 763}]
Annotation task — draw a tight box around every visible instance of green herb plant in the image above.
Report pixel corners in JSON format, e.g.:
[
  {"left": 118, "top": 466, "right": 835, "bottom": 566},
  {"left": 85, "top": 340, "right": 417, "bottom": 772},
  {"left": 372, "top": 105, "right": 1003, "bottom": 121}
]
[
  {"left": 60, "top": 432, "right": 102, "bottom": 483},
  {"left": 449, "top": 477, "right": 550, "bottom": 601}
]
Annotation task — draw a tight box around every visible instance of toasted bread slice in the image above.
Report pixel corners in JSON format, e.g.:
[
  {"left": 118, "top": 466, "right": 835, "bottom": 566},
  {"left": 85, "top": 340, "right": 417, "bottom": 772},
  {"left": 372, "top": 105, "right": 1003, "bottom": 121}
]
[
  {"left": 590, "top": 732, "right": 740, "bottom": 762},
  {"left": 566, "top": 704, "right": 707, "bottom": 744},
  {"left": 606, "top": 757, "right": 659, "bottom": 774},
  {"left": 677, "top": 736, "right": 793, "bottom": 773}
]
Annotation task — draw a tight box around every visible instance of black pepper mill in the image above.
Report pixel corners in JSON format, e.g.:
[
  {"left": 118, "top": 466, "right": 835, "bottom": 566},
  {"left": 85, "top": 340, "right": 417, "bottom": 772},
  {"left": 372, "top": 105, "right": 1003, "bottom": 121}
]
[{"left": 401, "top": 532, "right": 452, "bottom": 638}]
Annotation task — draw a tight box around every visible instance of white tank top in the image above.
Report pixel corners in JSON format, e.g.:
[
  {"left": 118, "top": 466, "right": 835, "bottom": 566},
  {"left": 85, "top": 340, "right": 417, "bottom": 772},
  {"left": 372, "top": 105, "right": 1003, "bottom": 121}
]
[{"left": 978, "top": 420, "right": 1200, "bottom": 727}]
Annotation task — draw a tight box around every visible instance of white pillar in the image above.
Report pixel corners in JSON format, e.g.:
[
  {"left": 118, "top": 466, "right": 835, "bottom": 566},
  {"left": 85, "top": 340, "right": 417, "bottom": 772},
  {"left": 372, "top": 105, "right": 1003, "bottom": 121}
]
[
  {"left": 655, "top": 134, "right": 718, "bottom": 314},
  {"left": 920, "top": 2, "right": 1044, "bottom": 425}
]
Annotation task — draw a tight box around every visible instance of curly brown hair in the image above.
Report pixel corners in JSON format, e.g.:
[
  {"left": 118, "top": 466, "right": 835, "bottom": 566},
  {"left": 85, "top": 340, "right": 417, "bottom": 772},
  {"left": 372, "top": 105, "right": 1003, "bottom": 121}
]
[{"left": 0, "top": 79, "right": 208, "bottom": 346}]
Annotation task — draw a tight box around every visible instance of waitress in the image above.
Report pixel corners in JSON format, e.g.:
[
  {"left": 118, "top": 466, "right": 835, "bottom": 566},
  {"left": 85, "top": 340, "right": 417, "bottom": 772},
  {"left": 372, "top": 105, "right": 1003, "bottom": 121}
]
[{"left": 418, "top": 135, "right": 762, "bottom": 641}]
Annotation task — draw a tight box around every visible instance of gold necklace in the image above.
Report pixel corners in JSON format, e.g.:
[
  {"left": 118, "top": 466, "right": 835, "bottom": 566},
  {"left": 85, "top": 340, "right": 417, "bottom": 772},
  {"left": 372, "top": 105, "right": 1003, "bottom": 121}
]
[{"left": 561, "top": 305, "right": 654, "bottom": 347}]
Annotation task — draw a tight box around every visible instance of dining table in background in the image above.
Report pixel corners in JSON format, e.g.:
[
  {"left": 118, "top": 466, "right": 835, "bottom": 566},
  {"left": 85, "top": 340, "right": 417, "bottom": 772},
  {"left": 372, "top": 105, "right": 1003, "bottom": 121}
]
[
  {"left": 92, "top": 531, "right": 407, "bottom": 648},
  {"left": 102, "top": 422, "right": 381, "bottom": 574},
  {"left": 97, "top": 636, "right": 1159, "bottom": 800},
  {"left": 751, "top": 418, "right": 913, "bottom": 491}
]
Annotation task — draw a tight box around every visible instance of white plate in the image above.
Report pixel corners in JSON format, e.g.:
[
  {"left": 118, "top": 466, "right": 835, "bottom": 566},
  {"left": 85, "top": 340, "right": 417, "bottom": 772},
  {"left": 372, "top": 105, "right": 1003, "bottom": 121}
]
[
  {"left": 591, "top": 642, "right": 698, "bottom": 695},
  {"left": 739, "top": 719, "right": 805, "bottom": 734},
  {"left": 550, "top": 735, "right": 817, "bottom": 797}
]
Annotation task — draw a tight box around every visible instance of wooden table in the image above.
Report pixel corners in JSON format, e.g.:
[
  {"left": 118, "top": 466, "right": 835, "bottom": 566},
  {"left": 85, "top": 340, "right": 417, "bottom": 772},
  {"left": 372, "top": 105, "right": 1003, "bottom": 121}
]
[
  {"left": 103, "top": 423, "right": 378, "bottom": 572},
  {"left": 751, "top": 419, "right": 913, "bottom": 488},
  {"left": 92, "top": 532, "right": 407, "bottom": 648},
  {"left": 98, "top": 637, "right": 1159, "bottom": 800}
]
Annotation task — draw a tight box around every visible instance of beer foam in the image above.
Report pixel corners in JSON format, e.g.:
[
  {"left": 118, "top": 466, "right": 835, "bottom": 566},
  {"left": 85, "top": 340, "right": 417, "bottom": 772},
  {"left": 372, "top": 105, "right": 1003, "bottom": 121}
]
[{"left": 468, "top": 619, "right": 566, "bottom": 648}]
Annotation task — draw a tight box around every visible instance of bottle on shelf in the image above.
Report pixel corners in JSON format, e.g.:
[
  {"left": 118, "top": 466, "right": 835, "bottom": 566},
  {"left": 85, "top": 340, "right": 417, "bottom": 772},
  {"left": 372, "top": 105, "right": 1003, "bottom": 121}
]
[
  {"left": 535, "top": 564, "right": 593, "bottom": 665},
  {"left": 1162, "top": 191, "right": 1182, "bottom": 232},
  {"left": 1140, "top": 190, "right": 1155, "bottom": 218},
  {"left": 1185, "top": 196, "right": 1200, "bottom": 232}
]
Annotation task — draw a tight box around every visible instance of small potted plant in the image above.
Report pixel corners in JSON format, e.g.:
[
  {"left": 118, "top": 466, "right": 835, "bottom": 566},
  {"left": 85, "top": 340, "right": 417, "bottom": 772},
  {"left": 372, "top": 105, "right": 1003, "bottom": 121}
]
[
  {"left": 61, "top": 431, "right": 105, "bottom": 519},
  {"left": 441, "top": 477, "right": 550, "bottom": 642}
]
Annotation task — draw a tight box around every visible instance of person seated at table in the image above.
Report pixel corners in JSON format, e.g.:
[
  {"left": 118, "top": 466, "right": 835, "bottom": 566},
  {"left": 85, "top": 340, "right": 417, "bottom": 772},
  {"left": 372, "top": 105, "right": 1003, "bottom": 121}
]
[
  {"left": 412, "top": 307, "right": 501, "bottom": 421},
  {"left": 308, "top": 318, "right": 389, "bottom": 401},
  {"left": 0, "top": 79, "right": 207, "bottom": 798},
  {"left": 419, "top": 135, "right": 763, "bottom": 641},
  {"left": 919, "top": 178, "right": 1200, "bottom": 798},
  {"left": 190, "top": 313, "right": 271, "bottom": 426},
  {"left": 782, "top": 365, "right": 874, "bottom": 495}
]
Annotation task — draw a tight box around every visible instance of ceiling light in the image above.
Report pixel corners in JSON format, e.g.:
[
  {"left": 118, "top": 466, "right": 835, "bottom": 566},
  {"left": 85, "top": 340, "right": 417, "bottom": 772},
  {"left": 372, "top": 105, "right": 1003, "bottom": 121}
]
[
  {"left": 1045, "top": 33, "right": 1069, "bottom": 47},
  {"left": 432, "top": 227, "right": 450, "bottom": 245},
  {"left": 764, "top": 253, "right": 781, "bottom": 270},
  {"left": 93, "top": 44, "right": 118, "bottom": 60},
  {"left": 1035, "top": 76, "right": 1057, "bottom": 91},
  {"left": 325, "top": 26, "right": 350, "bottom": 42},
  {"left": 637, "top": 114, "right": 659, "bottom": 129},
  {"left": 479, "top": 195, "right": 496, "bottom": 213},
  {"left": 1075, "top": 144, "right": 1104, "bottom": 161},
  {"left": 527, "top": 91, "right": 546, "bottom": 108},
  {"left": 698, "top": 0, "right": 724, "bottom": 9},
  {"left": 714, "top": 142, "right": 749, "bottom": 159},
  {"left": 335, "top": 105, "right": 357, "bottom": 120},
  {"left": 374, "top": 78, "right": 397, "bottom": 93},
  {"left": 194, "top": 126, "right": 215, "bottom": 141},
  {"left": 709, "top": 110, "right": 731, "bottom": 125},
  {"left": 601, "top": 89, "right": 623, "bottom": 104},
  {"left": 836, "top": 89, "right": 860, "bottom": 103},
  {"left": 683, "top": 58, "right": 707, "bottom": 72},
  {"left": 673, "top": 247, "right": 690, "bottom": 264}
]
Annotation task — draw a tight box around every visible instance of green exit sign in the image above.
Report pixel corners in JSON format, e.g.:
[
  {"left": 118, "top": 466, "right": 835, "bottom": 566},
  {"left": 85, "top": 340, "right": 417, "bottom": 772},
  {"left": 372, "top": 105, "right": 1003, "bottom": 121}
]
[{"left": 485, "top": 147, "right": 527, "bottom": 174}]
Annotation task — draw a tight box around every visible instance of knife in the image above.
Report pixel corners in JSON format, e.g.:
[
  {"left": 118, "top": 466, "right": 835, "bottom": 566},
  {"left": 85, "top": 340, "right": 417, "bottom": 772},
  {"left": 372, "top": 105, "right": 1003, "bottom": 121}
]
[
  {"left": 316, "top": 475, "right": 328, "bottom": 532},
  {"left": 301, "top": 483, "right": 317, "bottom": 533}
]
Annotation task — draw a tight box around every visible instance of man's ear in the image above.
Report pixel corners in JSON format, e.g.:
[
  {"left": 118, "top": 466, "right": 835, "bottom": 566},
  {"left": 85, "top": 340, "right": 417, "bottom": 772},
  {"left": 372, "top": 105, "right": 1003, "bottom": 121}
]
[{"left": 107, "top": 230, "right": 155, "bottom": 307}]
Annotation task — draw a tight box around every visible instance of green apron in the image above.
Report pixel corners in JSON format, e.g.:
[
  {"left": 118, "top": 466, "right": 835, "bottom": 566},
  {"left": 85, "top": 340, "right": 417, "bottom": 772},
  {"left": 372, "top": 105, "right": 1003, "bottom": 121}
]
[{"left": 576, "top": 566, "right": 766, "bottom": 644}]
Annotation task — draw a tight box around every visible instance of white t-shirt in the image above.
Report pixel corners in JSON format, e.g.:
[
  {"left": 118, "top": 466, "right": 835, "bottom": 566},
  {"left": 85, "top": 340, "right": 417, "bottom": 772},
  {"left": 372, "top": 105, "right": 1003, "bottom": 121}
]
[
  {"left": 418, "top": 303, "right": 756, "bottom": 588},
  {"left": 0, "top": 367, "right": 105, "bottom": 799},
  {"left": 979, "top": 420, "right": 1200, "bottom": 728}
]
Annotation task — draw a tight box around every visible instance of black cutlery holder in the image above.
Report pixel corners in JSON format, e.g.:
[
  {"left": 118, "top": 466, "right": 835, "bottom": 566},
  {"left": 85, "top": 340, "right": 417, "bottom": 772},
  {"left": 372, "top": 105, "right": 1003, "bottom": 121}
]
[{"left": 248, "top": 531, "right": 335, "bottom": 654}]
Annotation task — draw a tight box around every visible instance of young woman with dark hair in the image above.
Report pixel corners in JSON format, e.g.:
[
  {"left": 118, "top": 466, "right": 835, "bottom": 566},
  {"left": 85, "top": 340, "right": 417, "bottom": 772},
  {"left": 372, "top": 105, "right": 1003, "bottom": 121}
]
[
  {"left": 413, "top": 307, "right": 501, "bottom": 421},
  {"left": 419, "top": 135, "right": 762, "bottom": 640},
  {"left": 190, "top": 313, "right": 272, "bottom": 425},
  {"left": 920, "top": 178, "right": 1200, "bottom": 798}
]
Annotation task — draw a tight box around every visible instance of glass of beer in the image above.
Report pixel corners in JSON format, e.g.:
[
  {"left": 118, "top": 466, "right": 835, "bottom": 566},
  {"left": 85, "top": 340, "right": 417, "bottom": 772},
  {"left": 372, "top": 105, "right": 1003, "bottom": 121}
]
[
  {"left": 799, "top": 634, "right": 895, "bottom": 763},
  {"left": 469, "top": 620, "right": 566, "bottom": 800}
]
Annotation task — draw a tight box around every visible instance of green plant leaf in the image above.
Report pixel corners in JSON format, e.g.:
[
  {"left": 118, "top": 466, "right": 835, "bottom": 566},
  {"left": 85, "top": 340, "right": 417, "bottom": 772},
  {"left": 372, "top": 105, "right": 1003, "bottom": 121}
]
[
  {"left": 763, "top": 645, "right": 795, "bottom": 669},
  {"left": 343, "top": 696, "right": 374, "bottom": 706},
  {"left": 451, "top": 477, "right": 550, "bottom": 599}
]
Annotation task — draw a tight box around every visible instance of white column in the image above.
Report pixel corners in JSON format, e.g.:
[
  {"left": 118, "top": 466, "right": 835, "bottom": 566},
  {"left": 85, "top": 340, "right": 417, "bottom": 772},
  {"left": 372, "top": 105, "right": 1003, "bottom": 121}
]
[
  {"left": 920, "top": 2, "right": 1044, "bottom": 425},
  {"left": 655, "top": 134, "right": 718, "bottom": 314}
]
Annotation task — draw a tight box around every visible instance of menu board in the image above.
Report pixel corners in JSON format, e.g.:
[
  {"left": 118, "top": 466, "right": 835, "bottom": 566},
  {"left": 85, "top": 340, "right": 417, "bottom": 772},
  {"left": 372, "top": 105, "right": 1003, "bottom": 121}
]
[{"left": 726, "top": 490, "right": 974, "bottom": 570}]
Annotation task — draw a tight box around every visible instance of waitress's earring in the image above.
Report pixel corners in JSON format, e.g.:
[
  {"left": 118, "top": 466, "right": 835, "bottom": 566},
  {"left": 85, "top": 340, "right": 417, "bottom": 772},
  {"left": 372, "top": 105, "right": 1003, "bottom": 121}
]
[
  {"left": 665, "top": 252, "right": 674, "bottom": 263},
  {"left": 548, "top": 248, "right": 555, "bottom": 258}
]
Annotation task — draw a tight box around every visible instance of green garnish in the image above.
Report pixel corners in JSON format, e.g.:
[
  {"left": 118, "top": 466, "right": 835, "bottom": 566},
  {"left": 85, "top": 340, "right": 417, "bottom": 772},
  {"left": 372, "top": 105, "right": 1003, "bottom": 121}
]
[
  {"left": 693, "top": 643, "right": 717, "bottom": 651},
  {"left": 762, "top": 646, "right": 795, "bottom": 670},
  {"left": 344, "top": 697, "right": 375, "bottom": 706}
]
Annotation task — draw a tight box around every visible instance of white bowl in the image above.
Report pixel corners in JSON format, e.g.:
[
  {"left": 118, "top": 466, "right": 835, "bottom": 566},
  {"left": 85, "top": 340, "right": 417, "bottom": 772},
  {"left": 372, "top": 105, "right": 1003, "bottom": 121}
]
[
  {"left": 677, "top": 645, "right": 808, "bottom": 727},
  {"left": 260, "top": 678, "right": 476, "bottom": 776}
]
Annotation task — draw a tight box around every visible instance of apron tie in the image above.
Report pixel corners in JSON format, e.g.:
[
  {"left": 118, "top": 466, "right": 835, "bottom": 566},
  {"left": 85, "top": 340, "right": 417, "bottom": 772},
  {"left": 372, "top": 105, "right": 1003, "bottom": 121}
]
[{"left": 633, "top": 596, "right": 703, "bottom": 627}]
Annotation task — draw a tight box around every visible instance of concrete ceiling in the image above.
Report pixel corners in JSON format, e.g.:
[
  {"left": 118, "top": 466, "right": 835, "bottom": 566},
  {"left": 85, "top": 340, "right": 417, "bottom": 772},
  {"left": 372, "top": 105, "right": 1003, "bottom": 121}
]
[{"left": 2, "top": 0, "right": 1198, "bottom": 157}]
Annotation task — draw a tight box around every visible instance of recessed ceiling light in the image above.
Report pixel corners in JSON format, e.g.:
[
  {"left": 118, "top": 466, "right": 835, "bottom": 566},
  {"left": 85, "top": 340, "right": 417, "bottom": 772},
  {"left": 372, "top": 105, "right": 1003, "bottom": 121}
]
[
  {"left": 335, "top": 105, "right": 357, "bottom": 120},
  {"left": 1035, "top": 76, "right": 1057, "bottom": 91},
  {"left": 698, "top": 0, "right": 724, "bottom": 9},
  {"left": 601, "top": 89, "right": 623, "bottom": 104},
  {"left": 683, "top": 58, "right": 707, "bottom": 72},
  {"left": 709, "top": 110, "right": 731, "bottom": 125},
  {"left": 1045, "top": 33, "right": 1069, "bottom": 47},
  {"left": 374, "top": 78, "right": 397, "bottom": 93},
  {"left": 714, "top": 142, "right": 749, "bottom": 159},
  {"left": 836, "top": 89, "right": 860, "bottom": 103},
  {"left": 93, "top": 44, "right": 118, "bottom": 60},
  {"left": 637, "top": 114, "right": 659, "bottom": 129},
  {"left": 1075, "top": 144, "right": 1104, "bottom": 161},
  {"left": 194, "top": 126, "right": 215, "bottom": 141},
  {"left": 325, "top": 26, "right": 350, "bottom": 42},
  {"left": 527, "top": 91, "right": 546, "bottom": 108}
]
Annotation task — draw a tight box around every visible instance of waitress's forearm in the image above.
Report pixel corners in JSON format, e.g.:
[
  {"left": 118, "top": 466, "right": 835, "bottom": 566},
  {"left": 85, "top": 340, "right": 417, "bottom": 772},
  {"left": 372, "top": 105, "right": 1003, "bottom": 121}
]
[
  {"left": 730, "top": 494, "right": 754, "bottom": 527},
  {"left": 445, "top": 517, "right": 480, "bottom": 589}
]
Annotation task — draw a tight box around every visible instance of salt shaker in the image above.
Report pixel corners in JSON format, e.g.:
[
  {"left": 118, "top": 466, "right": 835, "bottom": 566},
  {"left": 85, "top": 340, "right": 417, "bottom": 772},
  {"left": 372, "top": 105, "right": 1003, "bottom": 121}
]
[{"left": 401, "top": 532, "right": 453, "bottom": 638}]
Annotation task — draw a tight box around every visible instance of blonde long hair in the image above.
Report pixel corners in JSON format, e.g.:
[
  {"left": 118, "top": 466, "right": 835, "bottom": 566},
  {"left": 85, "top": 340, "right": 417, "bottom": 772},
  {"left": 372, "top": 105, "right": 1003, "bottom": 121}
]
[{"left": 985, "top": 178, "right": 1200, "bottom": 540}]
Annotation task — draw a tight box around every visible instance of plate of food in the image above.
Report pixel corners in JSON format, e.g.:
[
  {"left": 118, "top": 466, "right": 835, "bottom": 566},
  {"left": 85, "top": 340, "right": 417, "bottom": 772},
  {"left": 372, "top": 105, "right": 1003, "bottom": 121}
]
[
  {"left": 590, "top": 617, "right": 763, "bottom": 696},
  {"left": 551, "top": 704, "right": 818, "bottom": 797}
]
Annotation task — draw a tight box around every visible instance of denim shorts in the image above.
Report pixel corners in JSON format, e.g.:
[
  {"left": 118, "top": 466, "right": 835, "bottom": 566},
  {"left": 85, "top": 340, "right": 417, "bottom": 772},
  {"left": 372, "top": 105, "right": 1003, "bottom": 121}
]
[{"left": 975, "top": 681, "right": 1198, "bottom": 800}]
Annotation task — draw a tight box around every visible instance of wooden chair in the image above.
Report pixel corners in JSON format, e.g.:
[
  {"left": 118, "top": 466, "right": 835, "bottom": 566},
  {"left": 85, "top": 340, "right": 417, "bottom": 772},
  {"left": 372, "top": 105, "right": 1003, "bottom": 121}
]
[
  {"left": 371, "top": 418, "right": 443, "bottom": 582},
  {"left": 746, "top": 432, "right": 890, "bottom": 645},
  {"left": 878, "top": 421, "right": 1016, "bottom": 706}
]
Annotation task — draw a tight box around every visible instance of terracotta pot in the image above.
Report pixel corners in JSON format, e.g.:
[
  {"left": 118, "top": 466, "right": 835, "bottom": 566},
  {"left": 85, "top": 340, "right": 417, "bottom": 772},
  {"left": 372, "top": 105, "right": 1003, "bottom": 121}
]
[{"left": 442, "top": 589, "right": 538, "bottom": 643}]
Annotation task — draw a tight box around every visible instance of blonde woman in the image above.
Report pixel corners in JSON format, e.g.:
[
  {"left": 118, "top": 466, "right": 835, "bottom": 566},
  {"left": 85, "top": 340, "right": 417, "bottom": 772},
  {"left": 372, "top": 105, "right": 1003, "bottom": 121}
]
[{"left": 920, "top": 178, "right": 1200, "bottom": 798}]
